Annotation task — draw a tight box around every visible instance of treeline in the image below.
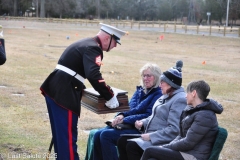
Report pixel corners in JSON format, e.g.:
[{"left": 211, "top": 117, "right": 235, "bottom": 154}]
[{"left": 0, "top": 0, "right": 240, "bottom": 25}]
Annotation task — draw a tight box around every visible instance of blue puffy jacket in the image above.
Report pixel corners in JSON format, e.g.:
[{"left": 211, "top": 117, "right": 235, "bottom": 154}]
[{"left": 118, "top": 86, "right": 162, "bottom": 125}]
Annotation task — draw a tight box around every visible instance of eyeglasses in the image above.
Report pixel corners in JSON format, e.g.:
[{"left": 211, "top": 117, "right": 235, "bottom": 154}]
[{"left": 142, "top": 74, "right": 153, "bottom": 78}]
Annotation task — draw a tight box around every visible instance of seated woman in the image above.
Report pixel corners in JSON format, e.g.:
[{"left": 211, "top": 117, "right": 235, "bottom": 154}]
[
  {"left": 117, "top": 60, "right": 187, "bottom": 160},
  {"left": 92, "top": 63, "right": 163, "bottom": 160},
  {"left": 140, "top": 80, "right": 223, "bottom": 160}
]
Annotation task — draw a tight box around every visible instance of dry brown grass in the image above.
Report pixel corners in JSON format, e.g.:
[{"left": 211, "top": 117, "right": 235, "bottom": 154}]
[{"left": 0, "top": 20, "right": 240, "bottom": 160}]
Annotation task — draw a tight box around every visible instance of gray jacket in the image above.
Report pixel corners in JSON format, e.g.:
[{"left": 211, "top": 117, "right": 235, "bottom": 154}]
[
  {"left": 163, "top": 99, "right": 223, "bottom": 160},
  {"left": 132, "top": 87, "right": 186, "bottom": 150}
]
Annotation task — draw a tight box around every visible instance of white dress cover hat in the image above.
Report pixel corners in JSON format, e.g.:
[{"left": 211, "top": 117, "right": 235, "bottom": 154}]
[{"left": 100, "top": 23, "right": 127, "bottom": 45}]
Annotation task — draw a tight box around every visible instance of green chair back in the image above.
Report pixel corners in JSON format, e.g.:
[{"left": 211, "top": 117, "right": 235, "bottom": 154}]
[{"left": 208, "top": 126, "right": 228, "bottom": 160}]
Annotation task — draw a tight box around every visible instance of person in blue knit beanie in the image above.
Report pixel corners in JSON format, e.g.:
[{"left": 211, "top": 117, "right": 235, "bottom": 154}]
[
  {"left": 160, "top": 60, "right": 183, "bottom": 89},
  {"left": 117, "top": 60, "right": 186, "bottom": 160}
]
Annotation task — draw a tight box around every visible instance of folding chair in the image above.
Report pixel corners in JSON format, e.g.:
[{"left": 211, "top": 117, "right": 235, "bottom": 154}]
[{"left": 208, "top": 126, "right": 228, "bottom": 160}]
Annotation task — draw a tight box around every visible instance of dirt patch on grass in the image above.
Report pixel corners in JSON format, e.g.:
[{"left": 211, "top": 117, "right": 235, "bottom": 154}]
[{"left": 2, "top": 143, "right": 29, "bottom": 153}]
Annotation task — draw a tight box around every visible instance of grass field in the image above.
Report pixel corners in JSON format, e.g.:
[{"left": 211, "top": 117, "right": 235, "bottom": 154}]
[{"left": 0, "top": 20, "right": 240, "bottom": 160}]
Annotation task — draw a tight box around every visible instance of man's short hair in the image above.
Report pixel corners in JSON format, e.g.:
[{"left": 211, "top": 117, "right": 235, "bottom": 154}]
[{"left": 186, "top": 80, "right": 210, "bottom": 101}]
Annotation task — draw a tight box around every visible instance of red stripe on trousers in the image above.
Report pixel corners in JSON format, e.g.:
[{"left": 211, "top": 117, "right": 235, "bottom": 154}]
[{"left": 68, "top": 111, "right": 74, "bottom": 160}]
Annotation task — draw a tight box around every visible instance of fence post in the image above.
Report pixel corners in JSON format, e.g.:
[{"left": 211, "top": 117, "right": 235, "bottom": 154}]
[
  {"left": 164, "top": 23, "right": 166, "bottom": 32},
  {"left": 145, "top": 20, "right": 147, "bottom": 27},
  {"left": 223, "top": 26, "right": 226, "bottom": 36},
  {"left": 174, "top": 21, "right": 176, "bottom": 32},
  {"left": 138, "top": 22, "right": 140, "bottom": 30},
  {"left": 209, "top": 25, "right": 212, "bottom": 35},
  {"left": 159, "top": 21, "right": 161, "bottom": 27},
  {"left": 197, "top": 25, "right": 199, "bottom": 34},
  {"left": 185, "top": 25, "right": 187, "bottom": 33},
  {"left": 152, "top": 21, "right": 154, "bottom": 28},
  {"left": 239, "top": 27, "right": 240, "bottom": 37},
  {"left": 131, "top": 21, "right": 133, "bottom": 29}
]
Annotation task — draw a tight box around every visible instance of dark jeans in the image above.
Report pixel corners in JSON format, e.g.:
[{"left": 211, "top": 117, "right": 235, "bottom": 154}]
[
  {"left": 93, "top": 127, "right": 140, "bottom": 160},
  {"left": 141, "top": 146, "right": 184, "bottom": 160},
  {"left": 117, "top": 135, "right": 143, "bottom": 160}
]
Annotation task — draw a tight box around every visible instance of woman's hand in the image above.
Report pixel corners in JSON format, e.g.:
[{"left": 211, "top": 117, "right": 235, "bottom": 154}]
[
  {"left": 111, "top": 115, "right": 124, "bottom": 127},
  {"left": 135, "top": 120, "right": 143, "bottom": 130},
  {"left": 141, "top": 133, "right": 150, "bottom": 141}
]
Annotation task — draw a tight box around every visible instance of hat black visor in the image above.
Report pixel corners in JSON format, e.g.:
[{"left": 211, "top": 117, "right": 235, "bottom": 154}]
[{"left": 111, "top": 34, "right": 121, "bottom": 45}]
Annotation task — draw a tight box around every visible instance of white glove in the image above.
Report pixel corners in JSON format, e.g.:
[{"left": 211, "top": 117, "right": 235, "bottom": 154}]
[{"left": 105, "top": 93, "right": 119, "bottom": 109}]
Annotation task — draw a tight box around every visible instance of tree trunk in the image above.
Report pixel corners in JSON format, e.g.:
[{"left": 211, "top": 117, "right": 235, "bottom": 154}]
[
  {"left": 96, "top": 0, "right": 100, "bottom": 19},
  {"left": 13, "top": 0, "right": 17, "bottom": 16},
  {"left": 40, "top": 0, "right": 45, "bottom": 18},
  {"left": 36, "top": 0, "right": 39, "bottom": 17}
]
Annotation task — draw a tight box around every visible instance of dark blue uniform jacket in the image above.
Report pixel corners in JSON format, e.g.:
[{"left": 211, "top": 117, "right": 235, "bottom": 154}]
[{"left": 40, "top": 37, "right": 114, "bottom": 115}]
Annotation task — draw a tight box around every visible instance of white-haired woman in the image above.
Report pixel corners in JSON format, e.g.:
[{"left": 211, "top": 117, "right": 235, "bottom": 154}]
[{"left": 91, "top": 63, "right": 163, "bottom": 160}]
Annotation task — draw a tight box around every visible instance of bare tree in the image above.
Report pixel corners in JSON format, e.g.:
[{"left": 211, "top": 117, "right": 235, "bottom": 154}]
[
  {"left": 32, "top": 0, "right": 39, "bottom": 17},
  {"left": 165, "top": 0, "right": 179, "bottom": 20},
  {"left": 0, "top": 0, "right": 239, "bottom": 22},
  {"left": 96, "top": 0, "right": 100, "bottom": 19},
  {"left": 229, "top": 0, "right": 240, "bottom": 25},
  {"left": 0, "top": 0, "right": 13, "bottom": 15},
  {"left": 40, "top": 0, "right": 45, "bottom": 17},
  {"left": 13, "top": 0, "right": 17, "bottom": 16}
]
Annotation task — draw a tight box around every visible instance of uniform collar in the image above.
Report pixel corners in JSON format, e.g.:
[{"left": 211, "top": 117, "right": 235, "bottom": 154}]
[{"left": 94, "top": 36, "right": 102, "bottom": 49}]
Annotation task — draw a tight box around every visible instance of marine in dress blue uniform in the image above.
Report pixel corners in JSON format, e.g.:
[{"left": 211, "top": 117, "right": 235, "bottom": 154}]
[{"left": 40, "top": 23, "right": 126, "bottom": 160}]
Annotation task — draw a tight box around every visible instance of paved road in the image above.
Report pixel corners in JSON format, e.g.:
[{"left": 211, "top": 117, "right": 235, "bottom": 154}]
[
  {"left": 121, "top": 25, "right": 240, "bottom": 38},
  {"left": 1, "top": 20, "right": 239, "bottom": 38}
]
